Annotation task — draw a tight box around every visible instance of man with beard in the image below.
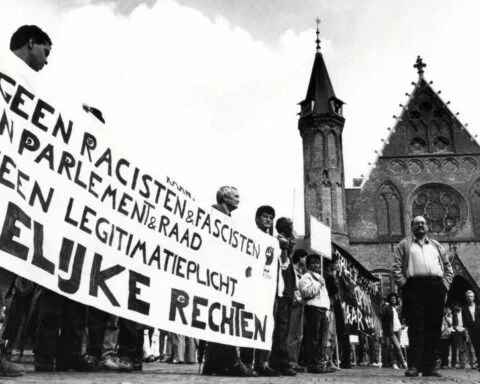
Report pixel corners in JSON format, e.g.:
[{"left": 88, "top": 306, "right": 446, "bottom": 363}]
[{"left": 392, "top": 216, "right": 453, "bottom": 377}]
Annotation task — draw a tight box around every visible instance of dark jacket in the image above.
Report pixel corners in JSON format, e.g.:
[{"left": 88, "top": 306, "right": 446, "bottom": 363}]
[
  {"left": 381, "top": 304, "right": 402, "bottom": 337},
  {"left": 462, "top": 304, "right": 480, "bottom": 332}
]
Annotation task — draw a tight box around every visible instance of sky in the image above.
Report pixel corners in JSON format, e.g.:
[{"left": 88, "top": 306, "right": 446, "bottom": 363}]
[{"left": 2, "top": 0, "right": 480, "bottom": 235}]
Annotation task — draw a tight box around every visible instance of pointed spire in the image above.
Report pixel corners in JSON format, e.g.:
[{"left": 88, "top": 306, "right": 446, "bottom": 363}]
[
  {"left": 414, "top": 55, "right": 427, "bottom": 77},
  {"left": 300, "top": 20, "right": 343, "bottom": 116},
  {"left": 315, "top": 16, "right": 321, "bottom": 53}
]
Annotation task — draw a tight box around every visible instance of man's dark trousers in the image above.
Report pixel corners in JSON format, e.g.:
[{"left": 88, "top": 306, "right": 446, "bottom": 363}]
[
  {"left": 270, "top": 296, "right": 292, "bottom": 368},
  {"left": 34, "top": 289, "right": 86, "bottom": 366},
  {"left": 402, "top": 277, "right": 446, "bottom": 372}
]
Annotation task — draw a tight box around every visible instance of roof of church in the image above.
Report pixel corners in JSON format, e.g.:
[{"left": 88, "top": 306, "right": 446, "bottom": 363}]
[{"left": 352, "top": 56, "right": 480, "bottom": 189}]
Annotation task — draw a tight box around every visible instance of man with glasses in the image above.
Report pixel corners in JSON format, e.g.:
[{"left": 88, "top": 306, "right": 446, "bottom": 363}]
[{"left": 392, "top": 216, "right": 453, "bottom": 377}]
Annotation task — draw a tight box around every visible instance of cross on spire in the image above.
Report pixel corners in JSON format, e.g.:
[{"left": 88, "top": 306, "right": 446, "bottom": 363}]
[
  {"left": 315, "top": 16, "right": 321, "bottom": 53},
  {"left": 414, "top": 55, "right": 427, "bottom": 76}
]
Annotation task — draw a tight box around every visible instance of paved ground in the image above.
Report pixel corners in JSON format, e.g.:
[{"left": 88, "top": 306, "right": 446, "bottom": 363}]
[{"left": 2, "top": 364, "right": 480, "bottom": 384}]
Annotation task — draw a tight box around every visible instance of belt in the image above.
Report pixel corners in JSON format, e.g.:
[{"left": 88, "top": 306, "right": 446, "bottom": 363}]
[{"left": 407, "top": 276, "right": 442, "bottom": 281}]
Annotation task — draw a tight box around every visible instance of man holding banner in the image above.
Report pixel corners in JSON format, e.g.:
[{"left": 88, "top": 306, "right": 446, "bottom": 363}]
[
  {"left": 202, "top": 186, "right": 257, "bottom": 377},
  {"left": 0, "top": 24, "right": 53, "bottom": 378}
]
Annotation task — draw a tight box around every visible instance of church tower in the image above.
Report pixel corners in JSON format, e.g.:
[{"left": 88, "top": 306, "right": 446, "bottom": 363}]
[{"left": 298, "top": 21, "right": 348, "bottom": 246}]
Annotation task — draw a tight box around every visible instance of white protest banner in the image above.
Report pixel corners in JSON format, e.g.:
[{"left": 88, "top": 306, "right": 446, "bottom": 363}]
[
  {"left": 0, "top": 61, "right": 280, "bottom": 349},
  {"left": 310, "top": 215, "right": 331, "bottom": 259}
]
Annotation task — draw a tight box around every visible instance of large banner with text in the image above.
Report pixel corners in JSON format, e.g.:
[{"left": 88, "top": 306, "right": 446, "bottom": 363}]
[{"left": 0, "top": 64, "right": 279, "bottom": 349}]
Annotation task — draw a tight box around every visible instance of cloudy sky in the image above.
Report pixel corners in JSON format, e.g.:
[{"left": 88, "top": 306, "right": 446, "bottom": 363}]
[{"left": 3, "top": 0, "right": 480, "bottom": 234}]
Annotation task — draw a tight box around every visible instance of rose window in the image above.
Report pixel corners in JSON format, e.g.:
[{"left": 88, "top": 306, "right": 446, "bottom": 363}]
[{"left": 411, "top": 184, "right": 465, "bottom": 234}]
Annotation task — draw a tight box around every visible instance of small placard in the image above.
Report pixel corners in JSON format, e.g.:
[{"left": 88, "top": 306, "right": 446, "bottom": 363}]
[
  {"left": 349, "top": 334, "right": 359, "bottom": 344},
  {"left": 310, "top": 215, "right": 332, "bottom": 259}
]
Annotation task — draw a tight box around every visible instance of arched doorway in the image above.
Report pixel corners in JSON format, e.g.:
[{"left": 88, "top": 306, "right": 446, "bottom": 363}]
[{"left": 447, "top": 275, "right": 474, "bottom": 307}]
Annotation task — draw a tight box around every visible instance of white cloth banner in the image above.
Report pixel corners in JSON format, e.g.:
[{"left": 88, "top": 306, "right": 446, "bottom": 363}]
[{"left": 0, "top": 62, "right": 279, "bottom": 349}]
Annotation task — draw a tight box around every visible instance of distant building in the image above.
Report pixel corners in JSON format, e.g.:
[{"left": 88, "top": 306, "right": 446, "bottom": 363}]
[{"left": 299, "top": 38, "right": 479, "bottom": 305}]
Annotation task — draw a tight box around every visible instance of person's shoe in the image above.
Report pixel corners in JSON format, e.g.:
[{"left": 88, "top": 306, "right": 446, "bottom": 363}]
[
  {"left": 392, "top": 363, "right": 400, "bottom": 369},
  {"left": 70, "top": 354, "right": 99, "bottom": 372},
  {"left": 320, "top": 366, "right": 336, "bottom": 373},
  {"left": 370, "top": 362, "right": 381, "bottom": 367},
  {"left": 255, "top": 365, "right": 281, "bottom": 376},
  {"left": 34, "top": 363, "right": 54, "bottom": 372},
  {"left": 291, "top": 364, "right": 305, "bottom": 372},
  {"left": 133, "top": 358, "right": 143, "bottom": 372},
  {"left": 0, "top": 347, "right": 25, "bottom": 377},
  {"left": 225, "top": 362, "right": 258, "bottom": 377},
  {"left": 422, "top": 368, "right": 442, "bottom": 377},
  {"left": 307, "top": 365, "right": 324, "bottom": 373},
  {"left": 100, "top": 354, "right": 121, "bottom": 370},
  {"left": 440, "top": 365, "right": 448, "bottom": 369},
  {"left": 278, "top": 366, "right": 297, "bottom": 376},
  {"left": 34, "top": 356, "right": 54, "bottom": 373},
  {"left": 405, "top": 367, "right": 419, "bottom": 377},
  {"left": 116, "top": 356, "right": 134, "bottom": 372}
]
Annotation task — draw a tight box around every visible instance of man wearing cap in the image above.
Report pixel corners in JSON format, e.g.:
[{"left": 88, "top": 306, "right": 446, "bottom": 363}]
[{"left": 392, "top": 215, "right": 453, "bottom": 377}]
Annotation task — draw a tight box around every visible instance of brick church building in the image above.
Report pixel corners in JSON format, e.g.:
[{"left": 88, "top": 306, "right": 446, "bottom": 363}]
[{"left": 298, "top": 35, "right": 480, "bottom": 304}]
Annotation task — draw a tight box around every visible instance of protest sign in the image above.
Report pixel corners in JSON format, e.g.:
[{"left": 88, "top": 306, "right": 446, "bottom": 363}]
[
  {"left": 310, "top": 215, "right": 331, "bottom": 259},
  {"left": 333, "top": 245, "right": 381, "bottom": 335},
  {"left": 0, "top": 63, "right": 279, "bottom": 349}
]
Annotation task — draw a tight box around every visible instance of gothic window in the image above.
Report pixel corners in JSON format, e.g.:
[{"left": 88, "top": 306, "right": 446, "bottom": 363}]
[
  {"left": 376, "top": 182, "right": 403, "bottom": 237},
  {"left": 389, "top": 194, "right": 402, "bottom": 236},
  {"left": 304, "top": 140, "right": 311, "bottom": 167},
  {"left": 312, "top": 132, "right": 324, "bottom": 168},
  {"left": 471, "top": 180, "right": 480, "bottom": 236},
  {"left": 376, "top": 195, "right": 389, "bottom": 235},
  {"left": 321, "top": 184, "right": 332, "bottom": 226},
  {"left": 336, "top": 185, "right": 345, "bottom": 229},
  {"left": 327, "top": 131, "right": 338, "bottom": 167},
  {"left": 411, "top": 183, "right": 466, "bottom": 234}
]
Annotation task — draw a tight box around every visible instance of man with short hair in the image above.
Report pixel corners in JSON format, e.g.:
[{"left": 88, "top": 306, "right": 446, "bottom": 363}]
[
  {"left": 269, "top": 217, "right": 297, "bottom": 376},
  {"left": 0, "top": 24, "right": 53, "bottom": 378},
  {"left": 240, "top": 205, "right": 280, "bottom": 376},
  {"left": 462, "top": 290, "right": 480, "bottom": 371},
  {"left": 10, "top": 25, "right": 52, "bottom": 72},
  {"left": 202, "top": 186, "right": 257, "bottom": 377},
  {"left": 392, "top": 216, "right": 453, "bottom": 377}
]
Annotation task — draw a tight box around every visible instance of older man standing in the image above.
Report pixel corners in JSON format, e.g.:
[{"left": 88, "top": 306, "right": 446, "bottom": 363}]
[
  {"left": 462, "top": 290, "right": 480, "bottom": 371},
  {"left": 392, "top": 215, "right": 453, "bottom": 377},
  {"left": 202, "top": 186, "right": 257, "bottom": 377}
]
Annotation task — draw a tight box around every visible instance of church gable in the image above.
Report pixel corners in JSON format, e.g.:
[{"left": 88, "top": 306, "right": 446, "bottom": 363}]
[{"left": 383, "top": 78, "right": 480, "bottom": 158}]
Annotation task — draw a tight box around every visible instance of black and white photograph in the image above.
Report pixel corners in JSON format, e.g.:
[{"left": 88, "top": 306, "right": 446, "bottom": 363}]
[{"left": 0, "top": 1, "right": 480, "bottom": 383}]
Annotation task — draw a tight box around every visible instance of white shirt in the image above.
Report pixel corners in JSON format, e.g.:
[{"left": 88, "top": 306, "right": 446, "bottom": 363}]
[{"left": 407, "top": 238, "right": 443, "bottom": 278}]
